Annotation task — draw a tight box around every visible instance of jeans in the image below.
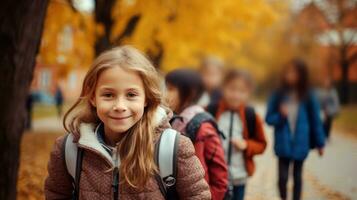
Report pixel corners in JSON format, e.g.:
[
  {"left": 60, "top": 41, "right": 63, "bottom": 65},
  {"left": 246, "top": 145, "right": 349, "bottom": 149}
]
[
  {"left": 232, "top": 184, "right": 245, "bottom": 200},
  {"left": 278, "top": 157, "right": 304, "bottom": 200},
  {"left": 323, "top": 116, "right": 333, "bottom": 139}
]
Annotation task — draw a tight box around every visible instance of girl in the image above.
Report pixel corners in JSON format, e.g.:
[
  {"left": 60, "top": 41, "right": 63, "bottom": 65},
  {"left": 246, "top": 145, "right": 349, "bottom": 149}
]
[
  {"left": 165, "top": 69, "right": 228, "bottom": 200},
  {"left": 207, "top": 69, "right": 267, "bottom": 200},
  {"left": 265, "top": 59, "right": 325, "bottom": 200},
  {"left": 197, "top": 56, "right": 225, "bottom": 107},
  {"left": 44, "top": 46, "right": 211, "bottom": 199}
]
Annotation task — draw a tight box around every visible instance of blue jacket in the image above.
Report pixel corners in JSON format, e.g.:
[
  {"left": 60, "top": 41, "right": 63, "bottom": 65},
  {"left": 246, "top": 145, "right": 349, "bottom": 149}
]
[{"left": 265, "top": 91, "right": 325, "bottom": 161}]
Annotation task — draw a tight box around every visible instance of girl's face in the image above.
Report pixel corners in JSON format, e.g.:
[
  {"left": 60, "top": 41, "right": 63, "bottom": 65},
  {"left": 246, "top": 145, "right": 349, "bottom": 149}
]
[
  {"left": 285, "top": 65, "right": 299, "bottom": 87},
  {"left": 201, "top": 65, "right": 223, "bottom": 92},
  {"left": 91, "top": 67, "right": 146, "bottom": 136},
  {"left": 323, "top": 77, "right": 332, "bottom": 88},
  {"left": 165, "top": 84, "right": 180, "bottom": 113},
  {"left": 222, "top": 78, "right": 251, "bottom": 109}
]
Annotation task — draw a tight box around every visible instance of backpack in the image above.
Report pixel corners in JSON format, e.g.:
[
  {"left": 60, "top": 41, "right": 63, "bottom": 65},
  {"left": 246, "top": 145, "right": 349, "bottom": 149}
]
[
  {"left": 185, "top": 111, "right": 226, "bottom": 141},
  {"left": 62, "top": 128, "right": 180, "bottom": 200},
  {"left": 170, "top": 111, "right": 226, "bottom": 164}
]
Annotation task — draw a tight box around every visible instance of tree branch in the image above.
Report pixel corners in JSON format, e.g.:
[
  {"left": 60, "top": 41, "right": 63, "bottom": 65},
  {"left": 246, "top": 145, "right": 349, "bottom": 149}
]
[{"left": 114, "top": 14, "right": 141, "bottom": 45}]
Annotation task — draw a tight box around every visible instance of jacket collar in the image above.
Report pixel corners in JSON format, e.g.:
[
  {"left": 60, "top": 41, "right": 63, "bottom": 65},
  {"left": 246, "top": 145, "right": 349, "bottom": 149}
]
[
  {"left": 216, "top": 99, "right": 245, "bottom": 119},
  {"left": 216, "top": 100, "right": 249, "bottom": 139},
  {"left": 77, "top": 106, "right": 171, "bottom": 165}
]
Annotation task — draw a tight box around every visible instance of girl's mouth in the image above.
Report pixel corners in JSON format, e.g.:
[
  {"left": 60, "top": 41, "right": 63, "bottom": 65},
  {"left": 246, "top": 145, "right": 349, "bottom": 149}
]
[{"left": 109, "top": 115, "right": 132, "bottom": 120}]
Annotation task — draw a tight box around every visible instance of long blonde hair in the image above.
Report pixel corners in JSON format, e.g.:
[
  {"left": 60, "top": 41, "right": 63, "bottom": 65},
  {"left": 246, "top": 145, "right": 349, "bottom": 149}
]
[{"left": 63, "top": 45, "right": 162, "bottom": 188}]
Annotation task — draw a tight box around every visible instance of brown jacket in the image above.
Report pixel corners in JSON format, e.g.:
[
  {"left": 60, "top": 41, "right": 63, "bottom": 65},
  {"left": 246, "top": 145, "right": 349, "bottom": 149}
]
[{"left": 44, "top": 107, "right": 211, "bottom": 200}]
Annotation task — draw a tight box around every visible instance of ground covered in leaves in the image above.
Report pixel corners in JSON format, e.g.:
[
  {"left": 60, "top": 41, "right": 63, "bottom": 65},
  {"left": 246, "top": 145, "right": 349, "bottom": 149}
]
[{"left": 17, "top": 132, "right": 62, "bottom": 200}]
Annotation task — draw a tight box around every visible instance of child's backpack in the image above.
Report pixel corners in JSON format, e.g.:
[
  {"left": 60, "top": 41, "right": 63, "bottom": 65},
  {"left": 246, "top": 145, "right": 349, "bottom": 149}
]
[
  {"left": 62, "top": 128, "right": 180, "bottom": 200},
  {"left": 185, "top": 111, "right": 226, "bottom": 141},
  {"left": 176, "top": 111, "right": 226, "bottom": 164}
]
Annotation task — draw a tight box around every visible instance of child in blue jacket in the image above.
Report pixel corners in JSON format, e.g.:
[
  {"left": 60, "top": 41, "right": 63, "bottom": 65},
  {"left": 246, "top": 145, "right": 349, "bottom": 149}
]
[{"left": 265, "top": 58, "right": 325, "bottom": 200}]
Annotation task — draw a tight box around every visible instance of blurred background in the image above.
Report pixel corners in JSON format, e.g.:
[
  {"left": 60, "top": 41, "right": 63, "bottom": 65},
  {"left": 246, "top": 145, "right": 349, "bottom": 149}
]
[{"left": 13, "top": 0, "right": 356, "bottom": 199}]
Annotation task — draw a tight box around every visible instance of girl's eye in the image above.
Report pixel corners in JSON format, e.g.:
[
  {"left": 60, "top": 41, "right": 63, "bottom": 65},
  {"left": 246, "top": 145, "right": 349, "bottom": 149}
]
[
  {"left": 102, "top": 93, "right": 114, "bottom": 98},
  {"left": 127, "top": 92, "right": 138, "bottom": 98}
]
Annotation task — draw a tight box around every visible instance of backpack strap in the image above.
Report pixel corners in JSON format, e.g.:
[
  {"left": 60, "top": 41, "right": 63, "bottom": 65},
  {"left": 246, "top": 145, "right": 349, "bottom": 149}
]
[
  {"left": 155, "top": 128, "right": 180, "bottom": 199},
  {"left": 227, "top": 111, "right": 234, "bottom": 165},
  {"left": 186, "top": 112, "right": 223, "bottom": 142},
  {"left": 63, "top": 134, "right": 84, "bottom": 200},
  {"left": 64, "top": 134, "right": 77, "bottom": 179},
  {"left": 244, "top": 106, "right": 256, "bottom": 139},
  {"left": 206, "top": 102, "right": 219, "bottom": 118}
]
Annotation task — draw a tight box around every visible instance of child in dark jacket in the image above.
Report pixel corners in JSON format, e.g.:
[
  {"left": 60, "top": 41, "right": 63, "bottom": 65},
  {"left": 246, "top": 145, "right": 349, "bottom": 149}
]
[
  {"left": 165, "top": 69, "right": 228, "bottom": 200},
  {"left": 207, "top": 69, "right": 267, "bottom": 200},
  {"left": 265, "top": 58, "right": 325, "bottom": 200}
]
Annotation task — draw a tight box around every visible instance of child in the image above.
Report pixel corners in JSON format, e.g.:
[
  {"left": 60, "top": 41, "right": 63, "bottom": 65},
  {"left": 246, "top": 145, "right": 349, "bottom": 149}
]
[
  {"left": 198, "top": 56, "right": 225, "bottom": 107},
  {"left": 165, "top": 69, "right": 228, "bottom": 200},
  {"left": 265, "top": 58, "right": 325, "bottom": 200},
  {"left": 316, "top": 76, "right": 340, "bottom": 140},
  {"left": 44, "top": 46, "right": 211, "bottom": 199},
  {"left": 207, "top": 69, "right": 267, "bottom": 200}
]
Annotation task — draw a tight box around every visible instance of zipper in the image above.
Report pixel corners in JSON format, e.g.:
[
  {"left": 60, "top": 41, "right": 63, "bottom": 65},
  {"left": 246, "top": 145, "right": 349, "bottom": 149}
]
[
  {"left": 77, "top": 144, "right": 120, "bottom": 199},
  {"left": 112, "top": 167, "right": 119, "bottom": 200},
  {"left": 112, "top": 147, "right": 119, "bottom": 200}
]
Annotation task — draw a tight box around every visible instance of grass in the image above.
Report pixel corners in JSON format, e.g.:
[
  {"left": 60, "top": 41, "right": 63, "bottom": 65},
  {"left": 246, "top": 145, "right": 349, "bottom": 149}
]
[
  {"left": 334, "top": 104, "right": 357, "bottom": 138},
  {"left": 32, "top": 103, "right": 72, "bottom": 120},
  {"left": 32, "top": 104, "right": 57, "bottom": 120}
]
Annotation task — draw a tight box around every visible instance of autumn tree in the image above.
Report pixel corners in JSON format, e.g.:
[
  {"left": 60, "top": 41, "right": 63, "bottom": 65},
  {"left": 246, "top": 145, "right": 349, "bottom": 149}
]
[
  {"left": 287, "top": 0, "right": 357, "bottom": 104},
  {"left": 40, "top": 0, "right": 289, "bottom": 79},
  {"left": 111, "top": 0, "right": 285, "bottom": 73},
  {"left": 317, "top": 0, "right": 357, "bottom": 104},
  {"left": 0, "top": 0, "right": 49, "bottom": 199},
  {"left": 38, "top": 0, "right": 96, "bottom": 77}
]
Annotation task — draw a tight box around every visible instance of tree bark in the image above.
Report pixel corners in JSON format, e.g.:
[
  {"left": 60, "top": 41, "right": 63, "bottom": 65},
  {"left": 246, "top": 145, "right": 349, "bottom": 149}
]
[
  {"left": 0, "top": 0, "right": 49, "bottom": 199},
  {"left": 340, "top": 48, "right": 350, "bottom": 104},
  {"left": 146, "top": 40, "right": 164, "bottom": 68},
  {"left": 94, "top": 0, "right": 116, "bottom": 55}
]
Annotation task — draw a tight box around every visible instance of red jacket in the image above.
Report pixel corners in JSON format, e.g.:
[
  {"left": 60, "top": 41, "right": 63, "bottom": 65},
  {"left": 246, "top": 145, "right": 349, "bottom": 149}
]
[
  {"left": 215, "top": 100, "right": 267, "bottom": 176},
  {"left": 193, "top": 122, "right": 228, "bottom": 200}
]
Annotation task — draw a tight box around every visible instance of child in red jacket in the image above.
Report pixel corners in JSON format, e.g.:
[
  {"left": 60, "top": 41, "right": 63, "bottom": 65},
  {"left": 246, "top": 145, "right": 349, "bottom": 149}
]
[
  {"left": 165, "top": 69, "right": 228, "bottom": 200},
  {"left": 207, "top": 69, "right": 267, "bottom": 200}
]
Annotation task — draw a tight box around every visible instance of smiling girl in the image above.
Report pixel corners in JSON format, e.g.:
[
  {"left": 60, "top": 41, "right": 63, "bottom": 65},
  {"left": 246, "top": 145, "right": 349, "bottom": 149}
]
[{"left": 44, "top": 46, "right": 210, "bottom": 199}]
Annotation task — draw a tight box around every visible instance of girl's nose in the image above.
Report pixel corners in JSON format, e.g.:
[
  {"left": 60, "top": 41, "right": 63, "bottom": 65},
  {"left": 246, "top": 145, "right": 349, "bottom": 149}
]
[{"left": 112, "top": 98, "right": 127, "bottom": 111}]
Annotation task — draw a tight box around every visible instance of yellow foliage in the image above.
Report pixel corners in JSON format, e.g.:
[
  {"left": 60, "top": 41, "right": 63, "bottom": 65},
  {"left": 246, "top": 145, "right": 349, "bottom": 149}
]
[
  {"left": 111, "top": 0, "right": 289, "bottom": 81},
  {"left": 38, "top": 0, "right": 96, "bottom": 77},
  {"left": 38, "top": 0, "right": 290, "bottom": 82}
]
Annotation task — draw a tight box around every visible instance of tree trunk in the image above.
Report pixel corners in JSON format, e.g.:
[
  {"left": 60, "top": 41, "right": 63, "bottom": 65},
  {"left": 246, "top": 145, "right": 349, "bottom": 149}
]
[
  {"left": 0, "top": 0, "right": 49, "bottom": 199},
  {"left": 94, "top": 0, "right": 116, "bottom": 55},
  {"left": 340, "top": 47, "right": 350, "bottom": 104},
  {"left": 146, "top": 40, "right": 164, "bottom": 68},
  {"left": 340, "top": 58, "right": 350, "bottom": 104}
]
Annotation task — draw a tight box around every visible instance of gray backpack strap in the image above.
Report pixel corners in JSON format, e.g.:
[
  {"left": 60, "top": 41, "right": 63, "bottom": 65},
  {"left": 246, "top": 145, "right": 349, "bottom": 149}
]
[
  {"left": 64, "top": 133, "right": 78, "bottom": 179},
  {"left": 155, "top": 128, "right": 180, "bottom": 199},
  {"left": 62, "top": 134, "right": 84, "bottom": 200}
]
